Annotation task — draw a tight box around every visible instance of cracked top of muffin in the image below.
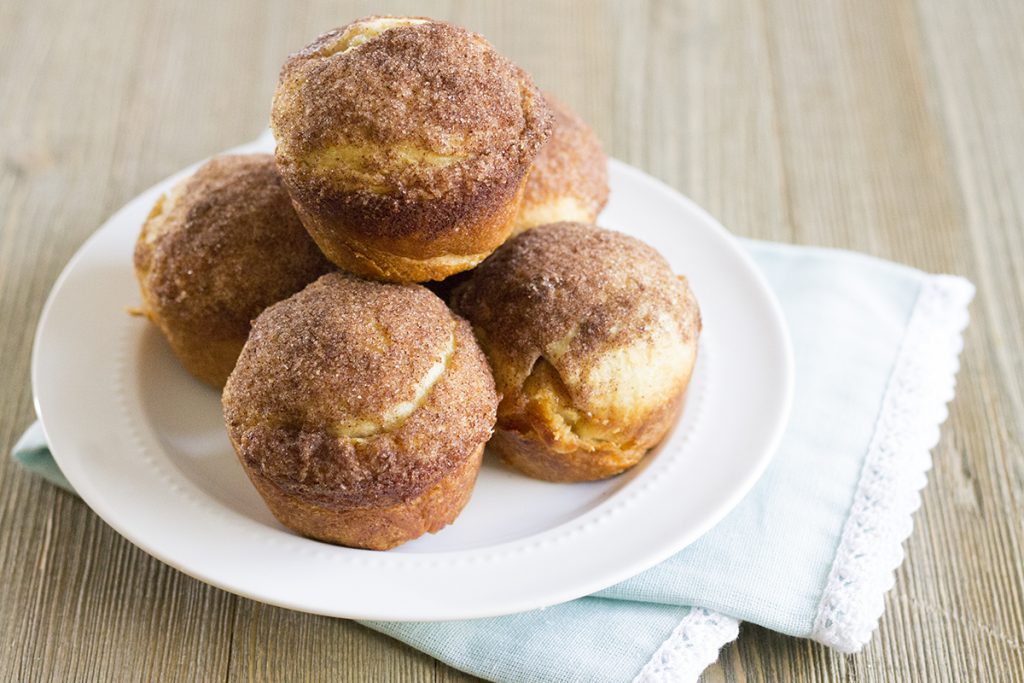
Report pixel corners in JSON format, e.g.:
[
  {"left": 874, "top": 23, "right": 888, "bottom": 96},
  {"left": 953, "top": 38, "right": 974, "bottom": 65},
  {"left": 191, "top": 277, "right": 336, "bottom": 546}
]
[
  {"left": 133, "top": 154, "right": 332, "bottom": 343},
  {"left": 271, "top": 16, "right": 551, "bottom": 201},
  {"left": 223, "top": 272, "right": 498, "bottom": 507},
  {"left": 452, "top": 222, "right": 701, "bottom": 423}
]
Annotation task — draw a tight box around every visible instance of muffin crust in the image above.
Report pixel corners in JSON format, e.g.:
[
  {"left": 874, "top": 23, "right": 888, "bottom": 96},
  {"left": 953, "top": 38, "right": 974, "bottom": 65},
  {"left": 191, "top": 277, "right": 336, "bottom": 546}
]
[
  {"left": 133, "top": 154, "right": 332, "bottom": 387},
  {"left": 453, "top": 222, "right": 701, "bottom": 481},
  {"left": 223, "top": 272, "right": 498, "bottom": 548},
  {"left": 513, "top": 95, "right": 609, "bottom": 233},
  {"left": 272, "top": 16, "right": 552, "bottom": 281}
]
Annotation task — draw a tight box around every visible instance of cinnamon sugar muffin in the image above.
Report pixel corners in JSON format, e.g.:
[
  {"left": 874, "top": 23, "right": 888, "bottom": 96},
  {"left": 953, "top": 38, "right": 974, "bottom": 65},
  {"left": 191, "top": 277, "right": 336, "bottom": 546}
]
[
  {"left": 133, "top": 154, "right": 332, "bottom": 388},
  {"left": 512, "top": 95, "right": 609, "bottom": 234},
  {"left": 223, "top": 272, "right": 498, "bottom": 550},
  {"left": 271, "top": 16, "right": 552, "bottom": 282},
  {"left": 452, "top": 223, "right": 701, "bottom": 482}
]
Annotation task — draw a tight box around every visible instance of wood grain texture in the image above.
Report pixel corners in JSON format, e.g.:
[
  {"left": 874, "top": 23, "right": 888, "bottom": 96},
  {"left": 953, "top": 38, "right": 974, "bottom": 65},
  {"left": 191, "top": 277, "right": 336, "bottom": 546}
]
[{"left": 1, "top": 0, "right": 1021, "bottom": 680}]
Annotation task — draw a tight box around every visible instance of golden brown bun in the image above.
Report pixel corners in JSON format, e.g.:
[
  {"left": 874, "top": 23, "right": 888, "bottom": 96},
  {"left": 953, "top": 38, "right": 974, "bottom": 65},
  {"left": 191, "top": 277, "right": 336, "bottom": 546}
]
[
  {"left": 512, "top": 95, "right": 609, "bottom": 234},
  {"left": 452, "top": 223, "right": 701, "bottom": 482},
  {"left": 223, "top": 272, "right": 498, "bottom": 549},
  {"left": 133, "top": 154, "right": 333, "bottom": 388},
  {"left": 271, "top": 16, "right": 552, "bottom": 282}
]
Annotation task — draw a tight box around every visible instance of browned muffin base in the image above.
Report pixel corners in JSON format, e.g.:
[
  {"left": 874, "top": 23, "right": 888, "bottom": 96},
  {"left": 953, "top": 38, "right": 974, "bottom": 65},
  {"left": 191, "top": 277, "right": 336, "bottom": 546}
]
[
  {"left": 142, "top": 330, "right": 244, "bottom": 390},
  {"left": 292, "top": 177, "right": 526, "bottom": 282},
  {"left": 246, "top": 444, "right": 483, "bottom": 550},
  {"left": 490, "top": 376, "right": 689, "bottom": 482}
]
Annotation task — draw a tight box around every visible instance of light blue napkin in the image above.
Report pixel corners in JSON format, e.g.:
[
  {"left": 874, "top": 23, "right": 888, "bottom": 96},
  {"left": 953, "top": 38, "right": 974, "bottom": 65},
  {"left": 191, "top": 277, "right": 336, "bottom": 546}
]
[{"left": 12, "top": 240, "right": 974, "bottom": 683}]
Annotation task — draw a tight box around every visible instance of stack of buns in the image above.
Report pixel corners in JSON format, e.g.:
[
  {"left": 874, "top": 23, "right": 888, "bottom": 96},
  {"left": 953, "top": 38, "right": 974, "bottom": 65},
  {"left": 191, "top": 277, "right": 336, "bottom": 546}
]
[{"left": 133, "top": 15, "right": 700, "bottom": 550}]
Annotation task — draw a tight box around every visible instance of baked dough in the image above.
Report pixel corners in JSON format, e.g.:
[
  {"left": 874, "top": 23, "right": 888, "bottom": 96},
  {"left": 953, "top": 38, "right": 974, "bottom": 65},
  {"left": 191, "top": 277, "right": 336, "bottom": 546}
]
[
  {"left": 452, "top": 222, "right": 701, "bottom": 482},
  {"left": 223, "top": 272, "right": 498, "bottom": 549},
  {"left": 271, "top": 16, "right": 552, "bottom": 281},
  {"left": 133, "top": 154, "right": 332, "bottom": 388},
  {"left": 512, "top": 94, "right": 609, "bottom": 233}
]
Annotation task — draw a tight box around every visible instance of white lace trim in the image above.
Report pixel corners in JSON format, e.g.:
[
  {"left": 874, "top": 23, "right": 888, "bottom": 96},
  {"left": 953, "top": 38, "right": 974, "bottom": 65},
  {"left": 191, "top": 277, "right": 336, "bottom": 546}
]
[
  {"left": 633, "top": 609, "right": 740, "bottom": 682},
  {"left": 811, "top": 274, "right": 975, "bottom": 653}
]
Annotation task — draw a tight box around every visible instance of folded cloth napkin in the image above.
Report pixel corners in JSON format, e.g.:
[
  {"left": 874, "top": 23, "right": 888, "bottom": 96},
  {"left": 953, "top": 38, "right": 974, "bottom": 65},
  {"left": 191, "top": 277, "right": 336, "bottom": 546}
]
[{"left": 12, "top": 240, "right": 974, "bottom": 683}]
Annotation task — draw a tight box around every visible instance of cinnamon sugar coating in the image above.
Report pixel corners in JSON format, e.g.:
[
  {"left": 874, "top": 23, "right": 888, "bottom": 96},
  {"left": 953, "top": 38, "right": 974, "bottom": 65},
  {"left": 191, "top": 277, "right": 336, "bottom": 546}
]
[
  {"left": 223, "top": 272, "right": 497, "bottom": 548},
  {"left": 513, "top": 95, "right": 609, "bottom": 233},
  {"left": 452, "top": 222, "right": 701, "bottom": 482},
  {"left": 133, "top": 154, "right": 333, "bottom": 388},
  {"left": 271, "top": 16, "right": 552, "bottom": 281}
]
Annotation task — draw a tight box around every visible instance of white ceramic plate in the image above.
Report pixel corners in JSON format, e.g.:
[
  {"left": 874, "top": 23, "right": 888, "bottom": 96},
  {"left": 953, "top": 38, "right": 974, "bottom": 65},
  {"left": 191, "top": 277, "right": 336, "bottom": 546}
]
[{"left": 33, "top": 135, "right": 793, "bottom": 621}]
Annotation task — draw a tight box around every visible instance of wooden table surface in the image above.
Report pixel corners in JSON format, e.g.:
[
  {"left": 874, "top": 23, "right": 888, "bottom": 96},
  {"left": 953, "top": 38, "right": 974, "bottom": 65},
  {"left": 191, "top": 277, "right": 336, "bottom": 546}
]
[{"left": 2, "top": 0, "right": 1022, "bottom": 680}]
